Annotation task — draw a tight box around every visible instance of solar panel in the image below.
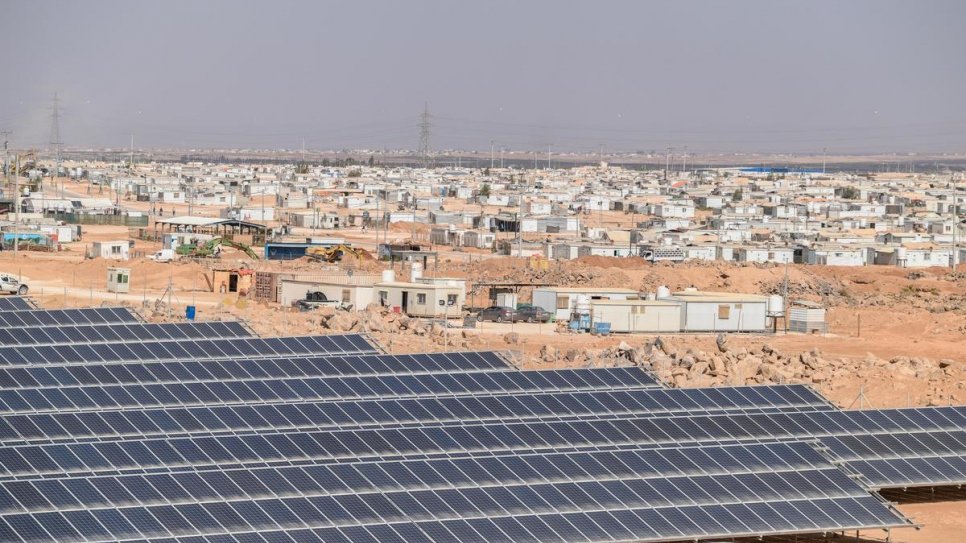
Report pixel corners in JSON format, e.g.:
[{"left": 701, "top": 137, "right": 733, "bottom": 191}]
[
  {"left": 0, "top": 321, "right": 254, "bottom": 346},
  {"left": 0, "top": 296, "right": 34, "bottom": 312},
  {"left": 0, "top": 302, "right": 950, "bottom": 542},
  {"left": 0, "top": 385, "right": 832, "bottom": 444},
  {"left": 0, "top": 442, "right": 910, "bottom": 543},
  {"left": 0, "top": 307, "right": 139, "bottom": 329},
  {"left": 0, "top": 366, "right": 659, "bottom": 414},
  {"left": 0, "top": 351, "right": 512, "bottom": 389},
  {"left": 0, "top": 334, "right": 379, "bottom": 365},
  {"left": 1, "top": 406, "right": 960, "bottom": 480}
]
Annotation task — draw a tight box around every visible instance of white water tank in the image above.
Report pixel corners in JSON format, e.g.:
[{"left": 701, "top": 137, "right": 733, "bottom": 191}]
[
  {"left": 896, "top": 247, "right": 907, "bottom": 266},
  {"left": 410, "top": 262, "right": 423, "bottom": 282},
  {"left": 768, "top": 295, "right": 784, "bottom": 315},
  {"left": 381, "top": 269, "right": 396, "bottom": 283},
  {"left": 656, "top": 286, "right": 671, "bottom": 299},
  {"left": 575, "top": 294, "right": 591, "bottom": 315}
]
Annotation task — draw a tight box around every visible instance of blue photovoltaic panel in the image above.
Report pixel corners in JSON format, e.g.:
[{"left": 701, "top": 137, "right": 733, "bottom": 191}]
[
  {"left": 0, "top": 351, "right": 512, "bottom": 389},
  {"left": 0, "top": 334, "right": 379, "bottom": 365},
  {"left": 0, "top": 296, "right": 34, "bottom": 312},
  {"left": 0, "top": 321, "right": 254, "bottom": 346},
  {"left": 0, "top": 307, "right": 138, "bottom": 329},
  {"left": 0, "top": 384, "right": 831, "bottom": 443},
  {"left": 0, "top": 441, "right": 910, "bottom": 543},
  {"left": 0, "top": 303, "right": 946, "bottom": 543},
  {"left": 0, "top": 366, "right": 659, "bottom": 413},
  {"left": 0, "top": 405, "right": 960, "bottom": 478}
]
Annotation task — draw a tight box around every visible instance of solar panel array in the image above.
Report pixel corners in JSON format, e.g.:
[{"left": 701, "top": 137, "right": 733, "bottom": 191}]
[
  {"left": 0, "top": 321, "right": 254, "bottom": 346},
  {"left": 0, "top": 306, "right": 138, "bottom": 329},
  {"left": 0, "top": 303, "right": 959, "bottom": 543},
  {"left": 0, "top": 297, "right": 34, "bottom": 312},
  {"left": 0, "top": 334, "right": 378, "bottom": 365}
]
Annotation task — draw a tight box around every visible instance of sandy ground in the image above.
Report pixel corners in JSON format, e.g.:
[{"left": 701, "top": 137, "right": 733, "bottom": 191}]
[{"left": 4, "top": 208, "right": 965, "bottom": 541}]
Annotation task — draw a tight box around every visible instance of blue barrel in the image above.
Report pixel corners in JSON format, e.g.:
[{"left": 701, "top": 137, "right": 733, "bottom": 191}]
[{"left": 185, "top": 306, "right": 196, "bottom": 320}]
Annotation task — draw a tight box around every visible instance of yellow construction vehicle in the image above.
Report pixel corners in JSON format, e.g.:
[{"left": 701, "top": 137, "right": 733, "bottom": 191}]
[{"left": 305, "top": 244, "right": 372, "bottom": 263}]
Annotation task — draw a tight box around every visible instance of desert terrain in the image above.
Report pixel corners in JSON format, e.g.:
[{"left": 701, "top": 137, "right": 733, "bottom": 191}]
[{"left": 4, "top": 177, "right": 964, "bottom": 542}]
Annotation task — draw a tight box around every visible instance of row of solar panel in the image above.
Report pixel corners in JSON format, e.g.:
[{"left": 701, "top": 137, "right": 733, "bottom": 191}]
[
  {"left": 0, "top": 334, "right": 377, "bottom": 365},
  {"left": 0, "top": 367, "right": 659, "bottom": 414},
  {"left": 0, "top": 307, "right": 136, "bottom": 329},
  {"left": 0, "top": 352, "right": 511, "bottom": 389},
  {"left": 0, "top": 385, "right": 831, "bottom": 444},
  {"left": 0, "top": 297, "right": 35, "bottom": 312},
  {"left": 0, "top": 443, "right": 908, "bottom": 543},
  {"left": 1, "top": 407, "right": 962, "bottom": 479},
  {"left": 0, "top": 441, "right": 866, "bottom": 513},
  {"left": 0, "top": 496, "right": 906, "bottom": 543},
  {"left": 0, "top": 322, "right": 253, "bottom": 347}
]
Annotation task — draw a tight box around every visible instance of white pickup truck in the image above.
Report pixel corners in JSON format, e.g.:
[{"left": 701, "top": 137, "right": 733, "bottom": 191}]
[
  {"left": 0, "top": 274, "right": 28, "bottom": 295},
  {"left": 147, "top": 249, "right": 177, "bottom": 263}
]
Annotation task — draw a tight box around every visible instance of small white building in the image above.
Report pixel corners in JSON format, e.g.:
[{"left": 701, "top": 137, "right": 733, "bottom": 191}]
[
  {"left": 532, "top": 287, "right": 640, "bottom": 322},
  {"left": 375, "top": 281, "right": 464, "bottom": 318},
  {"left": 590, "top": 300, "right": 681, "bottom": 333},
  {"left": 91, "top": 241, "right": 130, "bottom": 261},
  {"left": 668, "top": 290, "right": 770, "bottom": 332}
]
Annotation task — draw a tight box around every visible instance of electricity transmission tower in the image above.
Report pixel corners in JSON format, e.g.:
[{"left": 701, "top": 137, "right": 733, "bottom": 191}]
[
  {"left": 48, "top": 93, "right": 64, "bottom": 180},
  {"left": 417, "top": 103, "right": 432, "bottom": 168}
]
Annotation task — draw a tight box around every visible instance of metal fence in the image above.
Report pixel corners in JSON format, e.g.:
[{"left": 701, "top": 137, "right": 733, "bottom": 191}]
[{"left": 49, "top": 213, "right": 149, "bottom": 227}]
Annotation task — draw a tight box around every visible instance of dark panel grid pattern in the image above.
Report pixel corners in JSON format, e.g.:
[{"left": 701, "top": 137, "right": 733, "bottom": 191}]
[
  {"left": 0, "top": 307, "right": 138, "bottom": 329},
  {"left": 0, "top": 322, "right": 253, "bottom": 347},
  {"left": 0, "top": 351, "right": 513, "bottom": 391},
  {"left": 0, "top": 406, "right": 961, "bottom": 480},
  {"left": 0, "top": 334, "right": 378, "bottom": 366},
  {"left": 0, "top": 297, "right": 35, "bottom": 312},
  {"left": 0, "top": 385, "right": 831, "bottom": 444},
  {"left": 0, "top": 442, "right": 909, "bottom": 543},
  {"left": 0, "top": 367, "right": 658, "bottom": 415}
]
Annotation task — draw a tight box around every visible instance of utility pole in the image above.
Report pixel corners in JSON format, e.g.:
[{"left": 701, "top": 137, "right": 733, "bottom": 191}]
[
  {"left": 490, "top": 140, "right": 495, "bottom": 169},
  {"left": 1, "top": 130, "right": 10, "bottom": 199},
  {"left": 682, "top": 146, "right": 688, "bottom": 173},
  {"left": 547, "top": 144, "right": 552, "bottom": 170},
  {"left": 48, "top": 93, "right": 63, "bottom": 187},
  {"left": 517, "top": 183, "right": 524, "bottom": 258},
  {"left": 822, "top": 147, "right": 827, "bottom": 175},
  {"left": 500, "top": 146, "right": 504, "bottom": 169},
  {"left": 14, "top": 155, "right": 20, "bottom": 257},
  {"left": 417, "top": 103, "right": 432, "bottom": 168},
  {"left": 664, "top": 145, "right": 671, "bottom": 181}
]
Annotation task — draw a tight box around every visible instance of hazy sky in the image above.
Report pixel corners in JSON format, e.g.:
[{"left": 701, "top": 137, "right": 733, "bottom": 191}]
[{"left": 2, "top": 0, "right": 964, "bottom": 153}]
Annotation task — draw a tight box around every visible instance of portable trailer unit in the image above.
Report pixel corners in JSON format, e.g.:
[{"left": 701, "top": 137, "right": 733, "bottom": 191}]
[
  {"left": 590, "top": 300, "right": 682, "bottom": 333},
  {"left": 669, "top": 290, "right": 770, "bottom": 332}
]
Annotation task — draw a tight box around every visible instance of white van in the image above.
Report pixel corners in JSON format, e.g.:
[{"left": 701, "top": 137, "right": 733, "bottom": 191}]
[{"left": 148, "top": 249, "right": 177, "bottom": 263}]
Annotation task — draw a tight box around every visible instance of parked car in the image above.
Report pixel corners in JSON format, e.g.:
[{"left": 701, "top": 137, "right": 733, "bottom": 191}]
[
  {"left": 476, "top": 306, "right": 517, "bottom": 323},
  {"left": 0, "top": 274, "right": 28, "bottom": 295},
  {"left": 516, "top": 305, "right": 551, "bottom": 323}
]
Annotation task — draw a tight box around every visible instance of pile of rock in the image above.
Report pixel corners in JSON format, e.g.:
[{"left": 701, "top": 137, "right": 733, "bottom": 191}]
[
  {"left": 593, "top": 336, "right": 962, "bottom": 394},
  {"left": 315, "top": 304, "right": 474, "bottom": 348}
]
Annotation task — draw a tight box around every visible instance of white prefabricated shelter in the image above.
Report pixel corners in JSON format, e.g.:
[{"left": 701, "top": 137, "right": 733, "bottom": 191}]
[
  {"left": 788, "top": 300, "right": 827, "bottom": 334},
  {"left": 106, "top": 267, "right": 131, "bottom": 293},
  {"left": 668, "top": 290, "right": 770, "bottom": 332},
  {"left": 278, "top": 279, "right": 377, "bottom": 308},
  {"left": 375, "top": 281, "right": 464, "bottom": 318},
  {"left": 91, "top": 240, "right": 130, "bottom": 261},
  {"left": 532, "top": 287, "right": 640, "bottom": 322},
  {"left": 590, "top": 300, "right": 681, "bottom": 333}
]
